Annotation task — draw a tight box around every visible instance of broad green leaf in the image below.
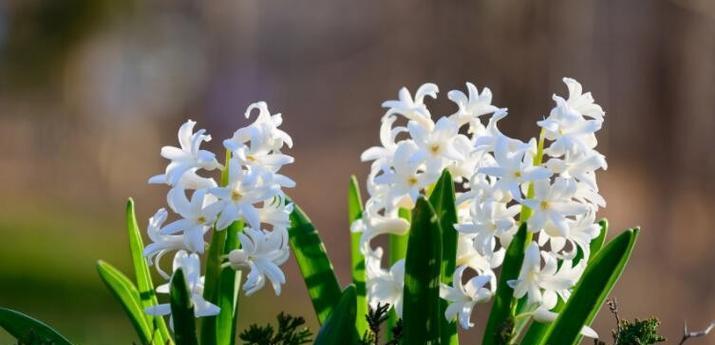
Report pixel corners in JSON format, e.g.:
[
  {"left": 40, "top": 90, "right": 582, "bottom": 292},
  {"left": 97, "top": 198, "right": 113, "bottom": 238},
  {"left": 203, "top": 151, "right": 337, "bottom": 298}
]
[
  {"left": 171, "top": 269, "right": 199, "bottom": 345},
  {"left": 0, "top": 307, "right": 74, "bottom": 345},
  {"left": 539, "top": 228, "right": 639, "bottom": 345},
  {"left": 482, "top": 223, "right": 528, "bottom": 345},
  {"left": 215, "top": 220, "right": 244, "bottom": 345},
  {"left": 402, "top": 197, "right": 442, "bottom": 344},
  {"left": 200, "top": 228, "right": 227, "bottom": 345},
  {"left": 97, "top": 260, "right": 153, "bottom": 345},
  {"left": 287, "top": 201, "right": 342, "bottom": 324},
  {"left": 429, "top": 170, "right": 459, "bottom": 345},
  {"left": 126, "top": 198, "right": 171, "bottom": 344},
  {"left": 348, "top": 176, "right": 368, "bottom": 337},
  {"left": 313, "top": 285, "right": 358, "bottom": 345}
]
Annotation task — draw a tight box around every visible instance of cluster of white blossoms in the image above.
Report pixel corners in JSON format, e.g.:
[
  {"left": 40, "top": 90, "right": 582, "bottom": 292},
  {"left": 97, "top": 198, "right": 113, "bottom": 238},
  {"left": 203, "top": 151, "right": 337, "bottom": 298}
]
[
  {"left": 356, "top": 78, "right": 606, "bottom": 333},
  {"left": 143, "top": 102, "right": 295, "bottom": 321}
]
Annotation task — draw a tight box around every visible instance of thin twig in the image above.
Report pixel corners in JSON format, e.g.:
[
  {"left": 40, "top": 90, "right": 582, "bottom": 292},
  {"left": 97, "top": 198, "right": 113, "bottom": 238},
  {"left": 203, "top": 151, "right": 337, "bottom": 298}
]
[
  {"left": 678, "top": 321, "right": 715, "bottom": 345},
  {"left": 607, "top": 297, "right": 621, "bottom": 344}
]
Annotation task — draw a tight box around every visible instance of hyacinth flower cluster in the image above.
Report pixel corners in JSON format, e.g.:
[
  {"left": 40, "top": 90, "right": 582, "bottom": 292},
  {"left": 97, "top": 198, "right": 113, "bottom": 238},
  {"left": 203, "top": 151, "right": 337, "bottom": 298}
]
[
  {"left": 142, "top": 102, "right": 295, "bottom": 322},
  {"left": 355, "top": 78, "right": 610, "bottom": 338},
  {"left": 2, "top": 79, "right": 649, "bottom": 345}
]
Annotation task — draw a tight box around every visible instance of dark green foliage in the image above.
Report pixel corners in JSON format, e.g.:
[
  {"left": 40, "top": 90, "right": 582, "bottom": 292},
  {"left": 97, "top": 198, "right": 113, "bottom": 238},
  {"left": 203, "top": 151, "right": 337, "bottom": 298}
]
[
  {"left": 359, "top": 304, "right": 403, "bottom": 345},
  {"left": 613, "top": 318, "right": 666, "bottom": 345},
  {"left": 238, "top": 313, "right": 312, "bottom": 345},
  {"left": 429, "top": 170, "right": 460, "bottom": 345},
  {"left": 313, "top": 285, "right": 358, "bottom": 345},
  {"left": 497, "top": 318, "right": 515, "bottom": 345},
  {"left": 169, "top": 269, "right": 198, "bottom": 345},
  {"left": 401, "top": 197, "right": 443, "bottom": 344},
  {"left": 14, "top": 329, "right": 58, "bottom": 345},
  {"left": 0, "top": 308, "right": 74, "bottom": 345}
]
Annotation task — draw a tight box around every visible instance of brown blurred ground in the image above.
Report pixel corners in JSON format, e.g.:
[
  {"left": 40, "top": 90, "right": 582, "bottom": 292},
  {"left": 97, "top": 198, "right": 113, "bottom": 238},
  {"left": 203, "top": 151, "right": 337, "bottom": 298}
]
[{"left": 1, "top": 0, "right": 714, "bottom": 344}]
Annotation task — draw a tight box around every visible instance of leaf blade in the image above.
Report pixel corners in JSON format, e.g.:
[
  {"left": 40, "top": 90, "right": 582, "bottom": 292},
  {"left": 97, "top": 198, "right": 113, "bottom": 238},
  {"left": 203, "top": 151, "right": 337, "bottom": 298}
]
[
  {"left": 170, "top": 269, "right": 199, "bottom": 345},
  {"left": 0, "top": 308, "right": 74, "bottom": 345},
  {"left": 540, "top": 228, "right": 639, "bottom": 345},
  {"left": 287, "top": 201, "right": 342, "bottom": 324},
  {"left": 348, "top": 176, "right": 368, "bottom": 338},
  {"left": 126, "top": 198, "right": 171, "bottom": 344},
  {"left": 313, "top": 285, "right": 358, "bottom": 345},
  {"left": 96, "top": 260, "right": 153, "bottom": 345},
  {"left": 429, "top": 170, "right": 460, "bottom": 345},
  {"left": 402, "top": 197, "right": 443, "bottom": 344}
]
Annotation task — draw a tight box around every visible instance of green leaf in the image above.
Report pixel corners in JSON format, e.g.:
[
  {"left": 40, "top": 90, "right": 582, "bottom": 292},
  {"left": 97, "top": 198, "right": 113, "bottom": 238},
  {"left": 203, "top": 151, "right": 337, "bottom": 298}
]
[
  {"left": 287, "top": 201, "right": 342, "bottom": 324},
  {"left": 126, "top": 198, "right": 171, "bottom": 344},
  {"left": 590, "top": 219, "right": 609, "bottom": 262},
  {"left": 171, "top": 269, "right": 199, "bottom": 345},
  {"left": 428, "top": 170, "right": 459, "bottom": 345},
  {"left": 313, "top": 285, "right": 358, "bottom": 345},
  {"left": 0, "top": 307, "right": 74, "bottom": 345},
  {"left": 402, "top": 197, "right": 442, "bottom": 345},
  {"left": 539, "top": 228, "right": 639, "bottom": 345},
  {"left": 348, "top": 176, "right": 368, "bottom": 338},
  {"left": 96, "top": 260, "right": 153, "bottom": 345},
  {"left": 482, "top": 223, "right": 528, "bottom": 345},
  {"left": 215, "top": 220, "right": 244, "bottom": 345}
]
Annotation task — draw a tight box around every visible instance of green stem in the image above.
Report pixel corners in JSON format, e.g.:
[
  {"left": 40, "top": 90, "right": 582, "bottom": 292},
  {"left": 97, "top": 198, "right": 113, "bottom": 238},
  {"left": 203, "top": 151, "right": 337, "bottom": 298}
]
[{"left": 507, "top": 130, "right": 546, "bottom": 340}]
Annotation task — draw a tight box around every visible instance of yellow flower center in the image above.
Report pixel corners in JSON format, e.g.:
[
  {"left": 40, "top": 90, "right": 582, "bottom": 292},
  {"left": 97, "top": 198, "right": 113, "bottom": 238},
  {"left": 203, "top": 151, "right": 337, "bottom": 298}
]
[
  {"left": 430, "top": 144, "right": 441, "bottom": 154},
  {"left": 540, "top": 201, "right": 550, "bottom": 210},
  {"left": 231, "top": 190, "right": 243, "bottom": 201},
  {"left": 407, "top": 176, "right": 419, "bottom": 186},
  {"left": 197, "top": 216, "right": 207, "bottom": 224}
]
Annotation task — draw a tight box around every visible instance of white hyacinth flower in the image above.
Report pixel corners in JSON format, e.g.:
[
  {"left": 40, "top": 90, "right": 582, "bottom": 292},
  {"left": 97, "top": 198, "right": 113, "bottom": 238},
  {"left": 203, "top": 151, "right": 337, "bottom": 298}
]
[
  {"left": 440, "top": 265, "right": 496, "bottom": 329},
  {"left": 357, "top": 79, "right": 608, "bottom": 336},
  {"left": 562, "top": 77, "right": 605, "bottom": 121},
  {"left": 508, "top": 243, "right": 582, "bottom": 306},
  {"left": 479, "top": 137, "right": 552, "bottom": 199},
  {"left": 455, "top": 200, "right": 519, "bottom": 256},
  {"left": 224, "top": 102, "right": 293, "bottom": 156},
  {"left": 227, "top": 227, "right": 290, "bottom": 296},
  {"left": 447, "top": 82, "right": 499, "bottom": 127},
  {"left": 210, "top": 160, "right": 280, "bottom": 231},
  {"left": 146, "top": 251, "right": 220, "bottom": 326},
  {"left": 366, "top": 248, "right": 405, "bottom": 317},
  {"left": 382, "top": 83, "right": 439, "bottom": 129},
  {"left": 408, "top": 117, "right": 465, "bottom": 175},
  {"left": 143, "top": 208, "right": 186, "bottom": 279},
  {"left": 149, "top": 120, "right": 221, "bottom": 187},
  {"left": 520, "top": 178, "right": 588, "bottom": 236},
  {"left": 162, "top": 188, "right": 221, "bottom": 253}
]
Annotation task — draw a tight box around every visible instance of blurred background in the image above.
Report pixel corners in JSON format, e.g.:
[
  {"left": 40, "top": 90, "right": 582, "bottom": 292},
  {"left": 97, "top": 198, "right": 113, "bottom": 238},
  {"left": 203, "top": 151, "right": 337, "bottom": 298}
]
[{"left": 1, "top": 0, "right": 714, "bottom": 344}]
